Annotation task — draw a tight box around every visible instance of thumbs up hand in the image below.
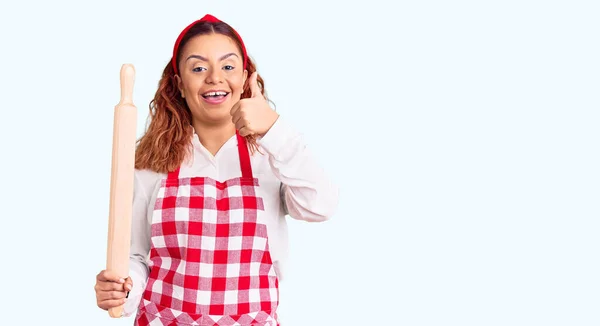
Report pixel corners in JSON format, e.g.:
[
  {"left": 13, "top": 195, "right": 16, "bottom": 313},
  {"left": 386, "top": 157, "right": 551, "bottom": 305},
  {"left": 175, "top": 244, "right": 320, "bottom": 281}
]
[{"left": 230, "top": 72, "right": 279, "bottom": 137}]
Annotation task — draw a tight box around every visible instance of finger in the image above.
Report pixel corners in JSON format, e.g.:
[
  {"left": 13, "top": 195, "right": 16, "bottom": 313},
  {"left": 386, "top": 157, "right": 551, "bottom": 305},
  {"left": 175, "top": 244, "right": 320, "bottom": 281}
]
[
  {"left": 96, "top": 281, "right": 125, "bottom": 292},
  {"left": 249, "top": 72, "right": 261, "bottom": 99},
  {"left": 233, "top": 109, "right": 248, "bottom": 130},
  {"left": 238, "top": 125, "right": 253, "bottom": 137},
  {"left": 231, "top": 108, "right": 245, "bottom": 127},
  {"left": 99, "top": 290, "right": 128, "bottom": 301},
  {"left": 97, "top": 270, "right": 126, "bottom": 284},
  {"left": 124, "top": 277, "right": 133, "bottom": 292},
  {"left": 230, "top": 101, "right": 241, "bottom": 117},
  {"left": 98, "top": 298, "right": 127, "bottom": 310},
  {"left": 234, "top": 118, "right": 246, "bottom": 131}
]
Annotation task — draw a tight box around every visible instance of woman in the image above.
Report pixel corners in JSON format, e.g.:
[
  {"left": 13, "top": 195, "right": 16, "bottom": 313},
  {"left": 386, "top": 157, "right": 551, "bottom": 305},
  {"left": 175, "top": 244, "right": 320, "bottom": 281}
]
[{"left": 94, "top": 14, "right": 338, "bottom": 326}]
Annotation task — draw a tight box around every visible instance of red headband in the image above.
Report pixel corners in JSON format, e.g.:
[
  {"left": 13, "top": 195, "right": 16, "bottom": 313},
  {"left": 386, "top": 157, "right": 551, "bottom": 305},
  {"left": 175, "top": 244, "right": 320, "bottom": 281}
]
[{"left": 171, "top": 14, "right": 248, "bottom": 75}]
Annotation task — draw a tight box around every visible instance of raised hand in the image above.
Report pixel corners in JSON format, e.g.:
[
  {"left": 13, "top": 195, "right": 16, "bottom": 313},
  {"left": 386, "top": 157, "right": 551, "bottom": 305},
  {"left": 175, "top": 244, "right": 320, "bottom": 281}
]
[{"left": 230, "top": 72, "right": 279, "bottom": 137}]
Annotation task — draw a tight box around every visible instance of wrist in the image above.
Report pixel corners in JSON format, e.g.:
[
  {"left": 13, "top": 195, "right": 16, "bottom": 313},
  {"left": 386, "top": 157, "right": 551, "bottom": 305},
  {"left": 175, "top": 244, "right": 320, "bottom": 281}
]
[{"left": 259, "top": 111, "right": 280, "bottom": 137}]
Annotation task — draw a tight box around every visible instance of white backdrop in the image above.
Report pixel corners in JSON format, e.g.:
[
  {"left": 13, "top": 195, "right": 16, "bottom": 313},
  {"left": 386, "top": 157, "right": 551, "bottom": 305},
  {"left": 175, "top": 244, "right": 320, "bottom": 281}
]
[{"left": 0, "top": 1, "right": 599, "bottom": 325}]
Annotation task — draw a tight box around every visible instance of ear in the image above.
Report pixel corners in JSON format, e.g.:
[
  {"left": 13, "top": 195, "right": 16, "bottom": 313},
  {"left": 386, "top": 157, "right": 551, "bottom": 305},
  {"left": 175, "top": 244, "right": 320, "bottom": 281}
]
[
  {"left": 175, "top": 74, "right": 185, "bottom": 98},
  {"left": 242, "top": 69, "right": 248, "bottom": 89}
]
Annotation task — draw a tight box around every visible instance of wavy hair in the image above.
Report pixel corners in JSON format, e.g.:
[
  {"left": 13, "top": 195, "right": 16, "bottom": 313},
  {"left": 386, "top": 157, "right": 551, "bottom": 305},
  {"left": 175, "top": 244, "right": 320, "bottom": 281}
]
[{"left": 135, "top": 21, "right": 267, "bottom": 174}]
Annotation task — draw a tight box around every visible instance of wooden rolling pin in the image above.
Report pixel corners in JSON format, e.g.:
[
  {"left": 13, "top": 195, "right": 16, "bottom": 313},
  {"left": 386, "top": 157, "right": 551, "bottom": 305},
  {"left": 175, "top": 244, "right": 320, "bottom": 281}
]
[{"left": 106, "top": 64, "right": 137, "bottom": 318}]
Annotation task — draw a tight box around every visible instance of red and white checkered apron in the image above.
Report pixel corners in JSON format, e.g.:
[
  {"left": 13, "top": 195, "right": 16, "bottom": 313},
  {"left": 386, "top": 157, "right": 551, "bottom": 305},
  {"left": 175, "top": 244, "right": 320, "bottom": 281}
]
[{"left": 134, "top": 133, "right": 279, "bottom": 326}]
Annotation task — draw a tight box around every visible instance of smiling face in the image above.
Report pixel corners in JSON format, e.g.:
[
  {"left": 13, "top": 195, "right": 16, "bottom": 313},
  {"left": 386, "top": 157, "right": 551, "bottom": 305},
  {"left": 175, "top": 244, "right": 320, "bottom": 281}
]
[{"left": 176, "top": 33, "right": 248, "bottom": 125}]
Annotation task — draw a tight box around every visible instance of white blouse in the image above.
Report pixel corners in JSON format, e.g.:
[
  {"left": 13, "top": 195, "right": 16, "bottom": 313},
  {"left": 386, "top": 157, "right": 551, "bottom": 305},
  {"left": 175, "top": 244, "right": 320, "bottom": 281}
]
[{"left": 123, "top": 117, "right": 339, "bottom": 316}]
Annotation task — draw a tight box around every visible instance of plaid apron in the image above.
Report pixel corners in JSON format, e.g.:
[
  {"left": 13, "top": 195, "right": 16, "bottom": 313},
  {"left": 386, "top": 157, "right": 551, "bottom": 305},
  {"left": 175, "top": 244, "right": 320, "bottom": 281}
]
[{"left": 135, "top": 133, "right": 279, "bottom": 326}]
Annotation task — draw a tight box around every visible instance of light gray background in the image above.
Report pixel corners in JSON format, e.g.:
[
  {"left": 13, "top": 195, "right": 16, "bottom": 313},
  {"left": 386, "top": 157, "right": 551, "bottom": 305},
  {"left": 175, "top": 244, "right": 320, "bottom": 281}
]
[{"left": 0, "top": 1, "right": 598, "bottom": 325}]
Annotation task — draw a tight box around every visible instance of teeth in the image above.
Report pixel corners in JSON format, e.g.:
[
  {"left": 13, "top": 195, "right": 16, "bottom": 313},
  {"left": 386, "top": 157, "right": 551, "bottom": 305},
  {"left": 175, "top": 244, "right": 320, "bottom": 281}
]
[{"left": 203, "top": 91, "right": 227, "bottom": 97}]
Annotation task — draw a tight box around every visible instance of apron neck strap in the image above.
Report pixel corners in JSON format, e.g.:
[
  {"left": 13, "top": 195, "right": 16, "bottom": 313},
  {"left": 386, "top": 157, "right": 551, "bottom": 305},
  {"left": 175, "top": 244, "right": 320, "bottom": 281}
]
[
  {"left": 166, "top": 132, "right": 253, "bottom": 180},
  {"left": 167, "top": 167, "right": 180, "bottom": 180},
  {"left": 236, "top": 132, "right": 253, "bottom": 179}
]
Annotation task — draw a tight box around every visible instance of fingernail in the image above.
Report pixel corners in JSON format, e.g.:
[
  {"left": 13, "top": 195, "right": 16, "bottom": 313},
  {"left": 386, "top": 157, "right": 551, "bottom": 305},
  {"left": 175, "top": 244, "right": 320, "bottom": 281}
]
[{"left": 119, "top": 278, "right": 125, "bottom": 283}]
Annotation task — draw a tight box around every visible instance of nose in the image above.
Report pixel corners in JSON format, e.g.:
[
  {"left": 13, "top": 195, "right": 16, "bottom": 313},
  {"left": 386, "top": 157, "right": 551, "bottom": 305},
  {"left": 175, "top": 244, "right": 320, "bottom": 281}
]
[{"left": 205, "top": 68, "right": 224, "bottom": 84}]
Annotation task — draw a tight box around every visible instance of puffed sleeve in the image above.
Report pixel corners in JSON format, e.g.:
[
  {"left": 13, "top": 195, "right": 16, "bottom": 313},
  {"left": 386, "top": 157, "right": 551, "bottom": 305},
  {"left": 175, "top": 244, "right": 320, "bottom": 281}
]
[{"left": 257, "top": 117, "right": 339, "bottom": 222}]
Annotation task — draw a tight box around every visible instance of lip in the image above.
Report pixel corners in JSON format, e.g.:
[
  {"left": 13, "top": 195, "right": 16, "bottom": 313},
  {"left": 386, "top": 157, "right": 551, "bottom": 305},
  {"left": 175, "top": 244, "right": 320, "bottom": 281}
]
[
  {"left": 202, "top": 89, "right": 230, "bottom": 95},
  {"left": 201, "top": 91, "right": 230, "bottom": 105}
]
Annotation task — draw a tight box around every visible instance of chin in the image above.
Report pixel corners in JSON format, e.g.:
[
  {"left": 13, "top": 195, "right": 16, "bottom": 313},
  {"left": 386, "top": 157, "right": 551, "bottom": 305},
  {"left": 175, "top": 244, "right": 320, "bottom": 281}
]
[
  {"left": 191, "top": 96, "right": 237, "bottom": 121},
  {"left": 199, "top": 107, "right": 232, "bottom": 124}
]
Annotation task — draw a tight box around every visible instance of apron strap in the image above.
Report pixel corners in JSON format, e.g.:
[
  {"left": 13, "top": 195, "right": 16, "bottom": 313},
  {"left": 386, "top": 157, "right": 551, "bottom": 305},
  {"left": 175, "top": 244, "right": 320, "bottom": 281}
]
[
  {"left": 167, "top": 167, "right": 180, "bottom": 180},
  {"left": 167, "top": 132, "right": 253, "bottom": 180},
  {"left": 236, "top": 131, "right": 253, "bottom": 179}
]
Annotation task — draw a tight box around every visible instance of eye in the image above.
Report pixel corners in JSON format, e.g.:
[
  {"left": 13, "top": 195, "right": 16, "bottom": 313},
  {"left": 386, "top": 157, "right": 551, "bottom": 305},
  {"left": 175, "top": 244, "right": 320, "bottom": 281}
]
[
  {"left": 192, "top": 66, "right": 206, "bottom": 72},
  {"left": 223, "top": 65, "right": 235, "bottom": 71}
]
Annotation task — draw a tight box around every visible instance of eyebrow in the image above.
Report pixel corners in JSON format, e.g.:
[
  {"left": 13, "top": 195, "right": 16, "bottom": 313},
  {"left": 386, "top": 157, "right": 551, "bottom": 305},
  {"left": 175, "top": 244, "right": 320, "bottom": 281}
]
[{"left": 186, "top": 53, "right": 239, "bottom": 62}]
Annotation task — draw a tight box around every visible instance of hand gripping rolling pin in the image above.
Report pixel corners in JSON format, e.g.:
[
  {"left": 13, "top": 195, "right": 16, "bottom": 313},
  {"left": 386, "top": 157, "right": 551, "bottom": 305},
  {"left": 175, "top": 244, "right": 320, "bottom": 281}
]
[{"left": 106, "top": 64, "right": 137, "bottom": 318}]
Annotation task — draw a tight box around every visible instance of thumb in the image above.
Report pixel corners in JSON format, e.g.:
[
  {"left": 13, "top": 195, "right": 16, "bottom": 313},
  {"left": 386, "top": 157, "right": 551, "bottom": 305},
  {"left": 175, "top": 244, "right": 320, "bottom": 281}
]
[
  {"left": 124, "top": 276, "right": 133, "bottom": 292},
  {"left": 249, "top": 72, "right": 262, "bottom": 98}
]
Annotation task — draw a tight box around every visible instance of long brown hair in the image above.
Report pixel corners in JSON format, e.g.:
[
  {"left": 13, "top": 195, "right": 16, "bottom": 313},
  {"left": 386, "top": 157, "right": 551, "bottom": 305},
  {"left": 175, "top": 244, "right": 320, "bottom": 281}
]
[{"left": 135, "top": 20, "right": 267, "bottom": 174}]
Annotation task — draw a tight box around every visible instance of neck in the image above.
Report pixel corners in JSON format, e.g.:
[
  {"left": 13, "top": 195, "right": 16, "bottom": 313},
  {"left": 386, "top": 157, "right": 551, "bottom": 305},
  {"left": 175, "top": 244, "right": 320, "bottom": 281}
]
[{"left": 192, "top": 120, "right": 236, "bottom": 156}]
